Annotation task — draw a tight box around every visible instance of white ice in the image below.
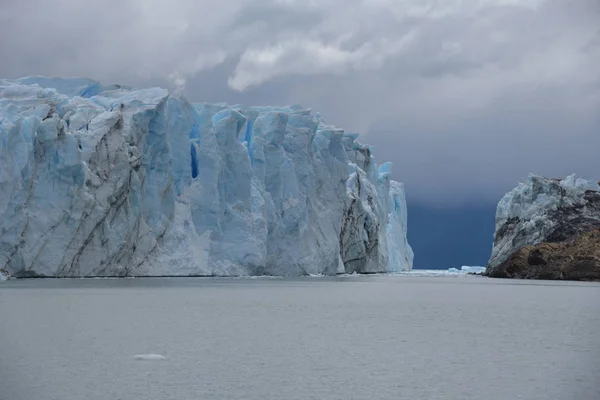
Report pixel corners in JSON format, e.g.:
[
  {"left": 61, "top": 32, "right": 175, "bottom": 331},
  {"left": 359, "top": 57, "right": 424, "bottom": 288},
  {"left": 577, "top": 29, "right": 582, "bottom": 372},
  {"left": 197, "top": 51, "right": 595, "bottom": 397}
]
[
  {"left": 397, "top": 269, "right": 480, "bottom": 276},
  {"left": 459, "top": 266, "right": 486, "bottom": 274},
  {"left": 133, "top": 354, "right": 166, "bottom": 361},
  {"left": 0, "top": 77, "right": 413, "bottom": 277}
]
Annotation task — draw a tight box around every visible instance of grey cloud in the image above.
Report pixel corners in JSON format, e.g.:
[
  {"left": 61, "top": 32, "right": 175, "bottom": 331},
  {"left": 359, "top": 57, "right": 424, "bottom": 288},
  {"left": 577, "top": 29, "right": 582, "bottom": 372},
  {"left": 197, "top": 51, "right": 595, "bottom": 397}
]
[
  {"left": 232, "top": 1, "right": 323, "bottom": 32},
  {"left": 0, "top": 0, "right": 598, "bottom": 205},
  {"left": 367, "top": 83, "right": 600, "bottom": 205}
]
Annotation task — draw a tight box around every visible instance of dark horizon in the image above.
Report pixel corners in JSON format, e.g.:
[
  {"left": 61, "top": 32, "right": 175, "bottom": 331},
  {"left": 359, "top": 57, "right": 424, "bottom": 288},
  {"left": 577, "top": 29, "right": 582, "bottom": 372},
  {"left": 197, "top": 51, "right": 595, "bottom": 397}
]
[{"left": 407, "top": 201, "right": 497, "bottom": 269}]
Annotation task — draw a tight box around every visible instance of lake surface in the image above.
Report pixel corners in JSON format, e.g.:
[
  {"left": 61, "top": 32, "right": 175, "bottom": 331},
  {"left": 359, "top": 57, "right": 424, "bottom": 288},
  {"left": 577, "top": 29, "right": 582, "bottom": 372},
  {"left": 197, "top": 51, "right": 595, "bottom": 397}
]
[{"left": 1, "top": 274, "right": 599, "bottom": 400}]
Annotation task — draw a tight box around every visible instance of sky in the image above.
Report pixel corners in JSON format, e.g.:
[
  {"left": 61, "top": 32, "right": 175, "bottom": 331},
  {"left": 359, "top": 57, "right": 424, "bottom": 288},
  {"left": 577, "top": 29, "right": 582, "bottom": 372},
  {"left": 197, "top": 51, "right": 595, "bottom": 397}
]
[
  {"left": 1, "top": 0, "right": 599, "bottom": 266},
  {"left": 1, "top": 0, "right": 598, "bottom": 205}
]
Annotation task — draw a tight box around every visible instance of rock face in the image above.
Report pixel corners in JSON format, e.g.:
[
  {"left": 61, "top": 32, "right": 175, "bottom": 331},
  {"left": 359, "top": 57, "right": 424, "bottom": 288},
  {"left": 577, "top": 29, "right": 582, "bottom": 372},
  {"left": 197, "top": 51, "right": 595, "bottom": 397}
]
[
  {"left": 0, "top": 77, "right": 413, "bottom": 278},
  {"left": 487, "top": 228, "right": 600, "bottom": 280},
  {"left": 488, "top": 175, "right": 600, "bottom": 268},
  {"left": 486, "top": 174, "right": 600, "bottom": 280}
]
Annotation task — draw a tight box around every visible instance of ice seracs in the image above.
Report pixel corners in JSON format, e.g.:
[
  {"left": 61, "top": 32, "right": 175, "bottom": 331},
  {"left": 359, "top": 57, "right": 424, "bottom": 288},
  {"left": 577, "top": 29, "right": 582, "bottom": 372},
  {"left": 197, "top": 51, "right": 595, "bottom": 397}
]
[{"left": 0, "top": 77, "right": 413, "bottom": 277}]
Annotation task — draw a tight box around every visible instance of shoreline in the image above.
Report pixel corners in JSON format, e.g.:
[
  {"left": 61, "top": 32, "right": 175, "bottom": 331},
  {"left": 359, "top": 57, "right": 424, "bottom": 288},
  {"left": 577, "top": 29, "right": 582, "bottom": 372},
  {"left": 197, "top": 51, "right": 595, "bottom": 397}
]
[{"left": 1, "top": 269, "right": 481, "bottom": 281}]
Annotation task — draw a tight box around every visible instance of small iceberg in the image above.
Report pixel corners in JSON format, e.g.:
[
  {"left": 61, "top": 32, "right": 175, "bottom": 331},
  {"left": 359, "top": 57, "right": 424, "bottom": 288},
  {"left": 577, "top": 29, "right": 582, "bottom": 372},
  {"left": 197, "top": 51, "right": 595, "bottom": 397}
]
[
  {"left": 459, "top": 266, "right": 486, "bottom": 274},
  {"left": 133, "top": 354, "right": 166, "bottom": 361},
  {"left": 447, "top": 266, "right": 486, "bottom": 274}
]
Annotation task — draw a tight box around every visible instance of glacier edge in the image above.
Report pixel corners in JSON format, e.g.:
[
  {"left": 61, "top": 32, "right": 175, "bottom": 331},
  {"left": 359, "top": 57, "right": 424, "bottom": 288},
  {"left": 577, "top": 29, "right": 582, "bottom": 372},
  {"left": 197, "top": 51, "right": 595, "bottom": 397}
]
[{"left": 0, "top": 77, "right": 413, "bottom": 277}]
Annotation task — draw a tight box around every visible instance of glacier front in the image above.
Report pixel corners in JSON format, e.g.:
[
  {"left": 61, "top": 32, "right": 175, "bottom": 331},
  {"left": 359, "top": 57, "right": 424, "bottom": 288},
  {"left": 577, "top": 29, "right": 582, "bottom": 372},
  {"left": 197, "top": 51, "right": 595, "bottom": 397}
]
[{"left": 0, "top": 77, "right": 413, "bottom": 277}]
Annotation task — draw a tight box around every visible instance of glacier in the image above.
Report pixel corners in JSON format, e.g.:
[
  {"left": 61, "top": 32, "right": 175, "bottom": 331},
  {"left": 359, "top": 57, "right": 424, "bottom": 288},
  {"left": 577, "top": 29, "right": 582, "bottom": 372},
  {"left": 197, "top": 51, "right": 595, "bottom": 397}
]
[
  {"left": 0, "top": 77, "right": 413, "bottom": 278},
  {"left": 488, "top": 174, "right": 600, "bottom": 269}
]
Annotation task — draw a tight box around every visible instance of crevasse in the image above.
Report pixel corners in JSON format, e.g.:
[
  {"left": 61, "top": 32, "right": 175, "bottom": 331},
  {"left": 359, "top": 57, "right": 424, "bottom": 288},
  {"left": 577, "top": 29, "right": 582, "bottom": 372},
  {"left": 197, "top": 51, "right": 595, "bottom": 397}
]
[{"left": 0, "top": 77, "right": 413, "bottom": 277}]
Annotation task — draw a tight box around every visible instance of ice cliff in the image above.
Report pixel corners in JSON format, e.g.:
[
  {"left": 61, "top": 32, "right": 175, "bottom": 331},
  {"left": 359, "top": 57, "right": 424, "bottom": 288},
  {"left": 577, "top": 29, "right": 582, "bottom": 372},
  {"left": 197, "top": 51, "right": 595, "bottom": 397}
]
[
  {"left": 0, "top": 77, "right": 413, "bottom": 277},
  {"left": 488, "top": 174, "right": 600, "bottom": 269}
]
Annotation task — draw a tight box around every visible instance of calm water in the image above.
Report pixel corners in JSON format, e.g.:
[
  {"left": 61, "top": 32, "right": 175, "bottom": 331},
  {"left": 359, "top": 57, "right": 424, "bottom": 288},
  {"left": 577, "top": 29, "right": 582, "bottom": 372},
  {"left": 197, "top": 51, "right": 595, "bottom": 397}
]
[{"left": 1, "top": 275, "right": 599, "bottom": 400}]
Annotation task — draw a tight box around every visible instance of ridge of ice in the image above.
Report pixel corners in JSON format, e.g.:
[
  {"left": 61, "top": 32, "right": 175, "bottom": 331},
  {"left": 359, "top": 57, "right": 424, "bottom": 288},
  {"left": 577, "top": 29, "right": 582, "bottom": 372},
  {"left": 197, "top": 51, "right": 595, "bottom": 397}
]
[
  {"left": 495, "top": 174, "right": 599, "bottom": 224},
  {"left": 0, "top": 77, "right": 413, "bottom": 277}
]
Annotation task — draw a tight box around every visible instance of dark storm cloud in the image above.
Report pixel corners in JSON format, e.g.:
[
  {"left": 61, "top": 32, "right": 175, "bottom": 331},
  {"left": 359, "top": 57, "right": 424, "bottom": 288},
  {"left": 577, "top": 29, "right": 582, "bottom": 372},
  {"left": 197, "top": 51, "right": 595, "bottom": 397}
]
[{"left": 0, "top": 0, "right": 598, "bottom": 204}]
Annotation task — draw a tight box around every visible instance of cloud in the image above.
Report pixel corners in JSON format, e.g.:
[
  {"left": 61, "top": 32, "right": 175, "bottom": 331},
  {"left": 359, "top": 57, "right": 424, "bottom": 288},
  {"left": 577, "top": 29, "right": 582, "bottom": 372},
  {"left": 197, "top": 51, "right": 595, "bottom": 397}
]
[
  {"left": 0, "top": 0, "right": 598, "bottom": 205},
  {"left": 228, "top": 32, "right": 416, "bottom": 91}
]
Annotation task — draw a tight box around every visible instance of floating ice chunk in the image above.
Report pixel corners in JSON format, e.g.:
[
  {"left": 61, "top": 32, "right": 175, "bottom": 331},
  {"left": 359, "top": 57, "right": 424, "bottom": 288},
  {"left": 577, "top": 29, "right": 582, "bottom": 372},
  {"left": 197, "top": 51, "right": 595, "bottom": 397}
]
[
  {"left": 435, "top": 266, "right": 485, "bottom": 274},
  {"left": 397, "top": 269, "right": 475, "bottom": 276},
  {"left": 133, "top": 354, "right": 166, "bottom": 361},
  {"left": 460, "top": 266, "right": 486, "bottom": 273}
]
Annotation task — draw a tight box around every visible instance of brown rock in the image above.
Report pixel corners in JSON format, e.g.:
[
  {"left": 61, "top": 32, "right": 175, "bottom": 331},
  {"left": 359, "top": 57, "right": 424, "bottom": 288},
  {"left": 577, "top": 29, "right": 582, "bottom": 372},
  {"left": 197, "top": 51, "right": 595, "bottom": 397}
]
[
  {"left": 527, "top": 249, "right": 548, "bottom": 265},
  {"left": 487, "top": 228, "right": 600, "bottom": 281}
]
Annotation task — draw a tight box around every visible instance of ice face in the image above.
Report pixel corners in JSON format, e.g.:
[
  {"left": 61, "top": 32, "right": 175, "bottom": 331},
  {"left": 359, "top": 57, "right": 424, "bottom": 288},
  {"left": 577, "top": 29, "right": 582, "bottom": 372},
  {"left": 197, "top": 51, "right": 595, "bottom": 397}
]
[
  {"left": 488, "top": 174, "right": 600, "bottom": 268},
  {"left": 0, "top": 77, "right": 413, "bottom": 277}
]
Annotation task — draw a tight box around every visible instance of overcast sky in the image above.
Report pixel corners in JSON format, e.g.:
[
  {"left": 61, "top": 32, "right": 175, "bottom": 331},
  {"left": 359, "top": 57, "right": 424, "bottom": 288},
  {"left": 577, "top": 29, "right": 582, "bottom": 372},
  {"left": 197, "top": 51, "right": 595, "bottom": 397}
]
[{"left": 1, "top": 0, "right": 598, "bottom": 205}]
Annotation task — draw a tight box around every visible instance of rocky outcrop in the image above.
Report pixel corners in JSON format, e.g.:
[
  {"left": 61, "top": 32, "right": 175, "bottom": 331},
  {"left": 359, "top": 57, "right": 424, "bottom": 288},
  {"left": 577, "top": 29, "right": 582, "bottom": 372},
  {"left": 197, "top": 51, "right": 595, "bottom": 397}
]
[
  {"left": 488, "top": 175, "right": 600, "bottom": 269},
  {"left": 486, "top": 174, "right": 600, "bottom": 280},
  {"left": 486, "top": 228, "right": 600, "bottom": 280}
]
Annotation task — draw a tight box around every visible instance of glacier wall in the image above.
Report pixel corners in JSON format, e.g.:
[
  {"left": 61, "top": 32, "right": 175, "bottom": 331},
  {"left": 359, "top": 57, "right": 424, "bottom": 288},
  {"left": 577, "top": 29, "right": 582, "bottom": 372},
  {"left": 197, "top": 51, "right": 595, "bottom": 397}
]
[
  {"left": 488, "top": 174, "right": 600, "bottom": 269},
  {"left": 0, "top": 77, "right": 413, "bottom": 277}
]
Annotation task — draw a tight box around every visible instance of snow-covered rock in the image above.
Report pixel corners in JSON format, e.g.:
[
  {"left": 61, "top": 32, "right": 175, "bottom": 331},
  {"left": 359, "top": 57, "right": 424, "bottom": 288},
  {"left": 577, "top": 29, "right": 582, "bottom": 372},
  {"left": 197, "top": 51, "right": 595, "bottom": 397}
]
[
  {"left": 488, "top": 174, "right": 600, "bottom": 269},
  {"left": 0, "top": 77, "right": 413, "bottom": 277}
]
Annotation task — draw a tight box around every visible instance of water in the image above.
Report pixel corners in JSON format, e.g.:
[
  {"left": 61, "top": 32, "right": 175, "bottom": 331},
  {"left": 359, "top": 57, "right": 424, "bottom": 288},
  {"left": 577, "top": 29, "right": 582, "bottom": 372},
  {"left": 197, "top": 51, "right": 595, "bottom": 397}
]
[{"left": 1, "top": 275, "right": 599, "bottom": 400}]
